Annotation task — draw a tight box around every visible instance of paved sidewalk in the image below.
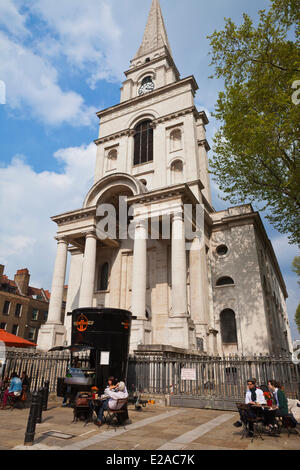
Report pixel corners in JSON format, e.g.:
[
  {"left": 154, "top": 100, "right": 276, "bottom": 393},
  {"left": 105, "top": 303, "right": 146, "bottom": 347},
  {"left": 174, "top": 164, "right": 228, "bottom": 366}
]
[{"left": 0, "top": 401, "right": 299, "bottom": 451}]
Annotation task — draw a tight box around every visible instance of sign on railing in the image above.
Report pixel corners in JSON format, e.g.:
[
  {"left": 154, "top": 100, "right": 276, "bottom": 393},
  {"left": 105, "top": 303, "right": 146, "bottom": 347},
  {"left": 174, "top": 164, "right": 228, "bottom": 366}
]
[{"left": 181, "top": 368, "right": 196, "bottom": 381}]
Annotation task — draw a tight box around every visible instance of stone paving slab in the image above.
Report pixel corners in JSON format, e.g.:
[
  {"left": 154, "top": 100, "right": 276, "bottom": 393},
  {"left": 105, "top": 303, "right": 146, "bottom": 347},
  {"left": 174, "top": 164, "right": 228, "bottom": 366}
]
[{"left": 0, "top": 401, "right": 299, "bottom": 451}]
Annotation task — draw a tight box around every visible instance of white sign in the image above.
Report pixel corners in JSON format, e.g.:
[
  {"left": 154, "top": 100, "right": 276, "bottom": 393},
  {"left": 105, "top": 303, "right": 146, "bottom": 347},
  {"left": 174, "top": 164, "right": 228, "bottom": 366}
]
[
  {"left": 100, "top": 351, "right": 110, "bottom": 366},
  {"left": 181, "top": 368, "right": 196, "bottom": 381}
]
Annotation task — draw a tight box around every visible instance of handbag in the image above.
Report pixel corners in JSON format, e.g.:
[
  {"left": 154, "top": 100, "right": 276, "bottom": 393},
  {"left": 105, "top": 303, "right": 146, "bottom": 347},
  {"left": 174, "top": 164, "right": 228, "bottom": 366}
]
[{"left": 76, "top": 393, "right": 91, "bottom": 407}]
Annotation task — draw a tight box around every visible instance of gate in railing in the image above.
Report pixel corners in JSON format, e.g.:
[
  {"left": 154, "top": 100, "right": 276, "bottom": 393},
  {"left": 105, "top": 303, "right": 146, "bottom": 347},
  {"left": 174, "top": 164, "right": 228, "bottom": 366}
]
[
  {"left": 127, "top": 353, "right": 300, "bottom": 411},
  {"left": 1, "top": 350, "right": 299, "bottom": 411}
]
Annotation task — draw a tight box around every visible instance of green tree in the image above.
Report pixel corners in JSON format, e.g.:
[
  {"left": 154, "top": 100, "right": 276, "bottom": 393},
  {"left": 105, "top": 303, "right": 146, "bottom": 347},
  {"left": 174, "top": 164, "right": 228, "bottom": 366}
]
[
  {"left": 292, "top": 255, "right": 300, "bottom": 282},
  {"left": 292, "top": 256, "right": 300, "bottom": 333},
  {"left": 295, "top": 303, "right": 300, "bottom": 334},
  {"left": 208, "top": 0, "right": 300, "bottom": 244}
]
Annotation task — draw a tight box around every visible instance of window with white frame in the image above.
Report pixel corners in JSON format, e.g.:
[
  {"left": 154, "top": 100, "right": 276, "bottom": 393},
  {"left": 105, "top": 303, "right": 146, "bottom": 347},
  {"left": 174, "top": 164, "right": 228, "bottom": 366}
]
[
  {"left": 32, "top": 308, "right": 39, "bottom": 321},
  {"left": 2, "top": 300, "right": 10, "bottom": 315},
  {"left": 12, "top": 324, "right": 19, "bottom": 336},
  {"left": 15, "top": 303, "right": 22, "bottom": 317},
  {"left": 27, "top": 327, "right": 36, "bottom": 341}
]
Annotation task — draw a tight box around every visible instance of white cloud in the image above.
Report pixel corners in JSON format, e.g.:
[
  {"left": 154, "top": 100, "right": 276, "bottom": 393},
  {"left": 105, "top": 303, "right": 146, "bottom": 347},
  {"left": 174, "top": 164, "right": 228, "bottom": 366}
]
[
  {"left": 0, "top": 144, "right": 96, "bottom": 288},
  {"left": 0, "top": 0, "right": 28, "bottom": 37},
  {"left": 0, "top": 31, "right": 98, "bottom": 126},
  {"left": 29, "top": 0, "right": 122, "bottom": 85},
  {"left": 271, "top": 236, "right": 299, "bottom": 269}
]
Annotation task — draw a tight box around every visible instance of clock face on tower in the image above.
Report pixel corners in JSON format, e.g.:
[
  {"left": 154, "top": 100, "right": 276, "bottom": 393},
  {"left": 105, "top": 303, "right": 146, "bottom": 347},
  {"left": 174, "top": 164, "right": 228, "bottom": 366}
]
[{"left": 138, "top": 76, "right": 155, "bottom": 96}]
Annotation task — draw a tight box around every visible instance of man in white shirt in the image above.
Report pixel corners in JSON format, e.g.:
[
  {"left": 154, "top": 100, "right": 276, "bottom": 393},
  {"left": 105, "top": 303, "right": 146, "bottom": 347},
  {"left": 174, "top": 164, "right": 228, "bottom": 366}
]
[
  {"left": 239, "top": 379, "right": 267, "bottom": 437},
  {"left": 96, "top": 381, "right": 128, "bottom": 426},
  {"left": 245, "top": 380, "right": 267, "bottom": 405}
]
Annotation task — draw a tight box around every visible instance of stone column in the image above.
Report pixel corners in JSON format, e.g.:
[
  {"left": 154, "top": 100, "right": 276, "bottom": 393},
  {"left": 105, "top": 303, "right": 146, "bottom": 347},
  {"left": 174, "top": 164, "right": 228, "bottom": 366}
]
[
  {"left": 37, "top": 237, "right": 68, "bottom": 351},
  {"left": 47, "top": 238, "right": 69, "bottom": 324},
  {"left": 130, "top": 219, "right": 150, "bottom": 352},
  {"left": 189, "top": 237, "right": 208, "bottom": 351},
  {"left": 131, "top": 219, "right": 147, "bottom": 320},
  {"left": 79, "top": 232, "right": 97, "bottom": 308},
  {"left": 64, "top": 247, "right": 84, "bottom": 345},
  {"left": 171, "top": 212, "right": 188, "bottom": 317},
  {"left": 167, "top": 211, "right": 196, "bottom": 351}
]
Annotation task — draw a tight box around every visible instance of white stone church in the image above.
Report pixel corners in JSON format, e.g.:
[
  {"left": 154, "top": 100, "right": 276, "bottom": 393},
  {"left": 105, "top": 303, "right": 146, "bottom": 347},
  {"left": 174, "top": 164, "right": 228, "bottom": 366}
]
[{"left": 38, "top": 0, "right": 293, "bottom": 356}]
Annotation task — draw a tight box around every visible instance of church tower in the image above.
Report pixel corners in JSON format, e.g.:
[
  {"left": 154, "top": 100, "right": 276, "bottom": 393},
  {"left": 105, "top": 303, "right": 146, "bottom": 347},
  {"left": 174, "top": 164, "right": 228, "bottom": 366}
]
[
  {"left": 38, "top": 0, "right": 292, "bottom": 357},
  {"left": 94, "top": 0, "right": 212, "bottom": 206}
]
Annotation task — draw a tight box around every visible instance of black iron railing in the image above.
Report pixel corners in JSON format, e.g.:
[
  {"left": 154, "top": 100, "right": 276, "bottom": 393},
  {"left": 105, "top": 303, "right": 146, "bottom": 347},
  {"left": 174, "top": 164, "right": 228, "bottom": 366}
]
[{"left": 1, "top": 350, "right": 299, "bottom": 402}]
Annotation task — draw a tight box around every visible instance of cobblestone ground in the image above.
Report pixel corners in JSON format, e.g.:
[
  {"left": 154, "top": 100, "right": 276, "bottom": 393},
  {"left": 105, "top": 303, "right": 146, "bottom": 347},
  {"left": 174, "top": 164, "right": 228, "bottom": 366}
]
[{"left": 0, "top": 400, "right": 299, "bottom": 451}]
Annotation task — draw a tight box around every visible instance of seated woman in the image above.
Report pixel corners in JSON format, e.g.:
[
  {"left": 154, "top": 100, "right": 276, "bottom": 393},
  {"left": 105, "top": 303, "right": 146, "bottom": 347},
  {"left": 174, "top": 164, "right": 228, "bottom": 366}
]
[
  {"left": 1, "top": 372, "right": 22, "bottom": 409},
  {"left": 103, "top": 376, "right": 117, "bottom": 396},
  {"left": 268, "top": 380, "right": 289, "bottom": 417}
]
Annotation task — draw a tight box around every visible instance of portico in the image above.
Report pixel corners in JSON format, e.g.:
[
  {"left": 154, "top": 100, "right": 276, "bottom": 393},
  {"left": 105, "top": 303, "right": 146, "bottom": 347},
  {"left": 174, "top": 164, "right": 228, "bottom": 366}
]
[{"left": 38, "top": 173, "right": 204, "bottom": 352}]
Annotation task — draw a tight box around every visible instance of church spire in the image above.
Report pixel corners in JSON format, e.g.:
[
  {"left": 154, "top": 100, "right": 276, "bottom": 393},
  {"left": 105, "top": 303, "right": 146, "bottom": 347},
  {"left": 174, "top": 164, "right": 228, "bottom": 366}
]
[{"left": 134, "top": 0, "right": 173, "bottom": 60}]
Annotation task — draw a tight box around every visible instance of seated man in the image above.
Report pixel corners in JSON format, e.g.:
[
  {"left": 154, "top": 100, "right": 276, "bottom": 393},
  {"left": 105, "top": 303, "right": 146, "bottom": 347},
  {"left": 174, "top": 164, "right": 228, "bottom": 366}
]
[
  {"left": 96, "top": 381, "right": 128, "bottom": 427},
  {"left": 1, "top": 372, "right": 23, "bottom": 409},
  {"left": 238, "top": 379, "right": 267, "bottom": 437},
  {"left": 245, "top": 379, "right": 267, "bottom": 406}
]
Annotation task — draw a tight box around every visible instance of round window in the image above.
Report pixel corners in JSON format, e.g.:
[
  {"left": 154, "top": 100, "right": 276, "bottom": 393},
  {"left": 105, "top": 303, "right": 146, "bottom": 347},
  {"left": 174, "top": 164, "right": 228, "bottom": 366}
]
[{"left": 216, "top": 245, "right": 228, "bottom": 256}]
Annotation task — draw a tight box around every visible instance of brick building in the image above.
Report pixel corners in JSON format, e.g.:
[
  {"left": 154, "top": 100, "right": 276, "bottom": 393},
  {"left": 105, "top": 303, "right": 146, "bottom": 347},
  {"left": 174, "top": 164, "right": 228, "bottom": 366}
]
[{"left": 0, "top": 265, "right": 53, "bottom": 344}]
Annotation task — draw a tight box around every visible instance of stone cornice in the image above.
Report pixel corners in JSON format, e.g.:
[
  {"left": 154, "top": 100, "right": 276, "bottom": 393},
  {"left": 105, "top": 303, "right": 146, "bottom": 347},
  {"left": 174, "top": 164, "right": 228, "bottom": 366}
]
[
  {"left": 127, "top": 180, "right": 203, "bottom": 206},
  {"left": 126, "top": 48, "right": 180, "bottom": 80},
  {"left": 96, "top": 76, "right": 199, "bottom": 120},
  {"left": 51, "top": 206, "right": 96, "bottom": 226},
  {"left": 94, "top": 106, "right": 205, "bottom": 147},
  {"left": 94, "top": 128, "right": 133, "bottom": 146},
  {"left": 198, "top": 139, "right": 211, "bottom": 151}
]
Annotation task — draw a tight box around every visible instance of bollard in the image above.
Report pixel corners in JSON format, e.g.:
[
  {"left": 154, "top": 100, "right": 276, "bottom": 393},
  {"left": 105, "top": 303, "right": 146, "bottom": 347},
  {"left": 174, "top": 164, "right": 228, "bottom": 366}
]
[
  {"left": 36, "top": 388, "right": 44, "bottom": 424},
  {"left": 24, "top": 392, "right": 40, "bottom": 446},
  {"left": 42, "top": 380, "right": 50, "bottom": 411}
]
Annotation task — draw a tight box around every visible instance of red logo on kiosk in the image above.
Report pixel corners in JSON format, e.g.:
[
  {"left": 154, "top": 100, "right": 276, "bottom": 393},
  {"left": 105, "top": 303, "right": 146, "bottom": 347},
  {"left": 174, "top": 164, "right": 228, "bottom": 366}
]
[{"left": 76, "top": 314, "right": 89, "bottom": 332}]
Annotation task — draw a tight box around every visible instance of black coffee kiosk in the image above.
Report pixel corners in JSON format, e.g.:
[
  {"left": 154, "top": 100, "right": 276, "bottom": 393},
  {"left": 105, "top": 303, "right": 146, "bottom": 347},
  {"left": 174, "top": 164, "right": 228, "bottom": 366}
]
[{"left": 54, "top": 308, "right": 134, "bottom": 398}]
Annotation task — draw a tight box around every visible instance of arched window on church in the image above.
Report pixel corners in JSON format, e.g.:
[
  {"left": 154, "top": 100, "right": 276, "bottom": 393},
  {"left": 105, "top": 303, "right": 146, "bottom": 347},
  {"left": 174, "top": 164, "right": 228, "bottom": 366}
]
[
  {"left": 220, "top": 309, "right": 238, "bottom": 344},
  {"left": 133, "top": 120, "right": 153, "bottom": 166},
  {"left": 216, "top": 276, "right": 234, "bottom": 286},
  {"left": 170, "top": 128, "right": 182, "bottom": 152},
  {"left": 170, "top": 159, "right": 184, "bottom": 185},
  {"left": 98, "top": 262, "right": 109, "bottom": 291}
]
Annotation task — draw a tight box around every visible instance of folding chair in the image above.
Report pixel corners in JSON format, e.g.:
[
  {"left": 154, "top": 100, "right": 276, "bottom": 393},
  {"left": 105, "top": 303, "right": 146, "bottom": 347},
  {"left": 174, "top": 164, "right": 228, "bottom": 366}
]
[
  {"left": 73, "top": 393, "right": 93, "bottom": 426},
  {"left": 281, "top": 415, "right": 299, "bottom": 437},
  {"left": 8, "top": 389, "right": 26, "bottom": 410},
  {"left": 104, "top": 398, "right": 129, "bottom": 431},
  {"left": 236, "top": 403, "right": 264, "bottom": 443}
]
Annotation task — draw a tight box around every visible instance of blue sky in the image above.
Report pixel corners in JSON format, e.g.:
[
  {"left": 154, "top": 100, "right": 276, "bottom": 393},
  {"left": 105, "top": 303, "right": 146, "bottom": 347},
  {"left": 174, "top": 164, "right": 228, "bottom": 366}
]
[{"left": 0, "top": 0, "right": 299, "bottom": 340}]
